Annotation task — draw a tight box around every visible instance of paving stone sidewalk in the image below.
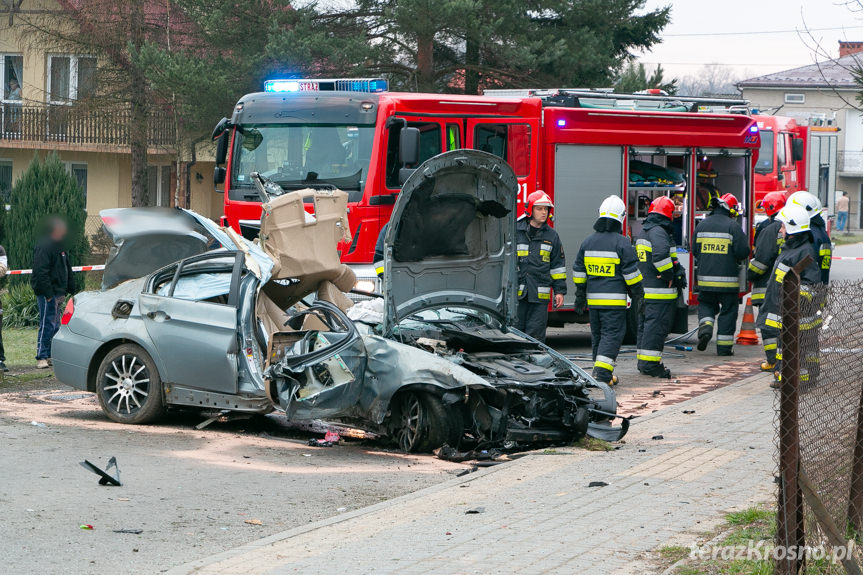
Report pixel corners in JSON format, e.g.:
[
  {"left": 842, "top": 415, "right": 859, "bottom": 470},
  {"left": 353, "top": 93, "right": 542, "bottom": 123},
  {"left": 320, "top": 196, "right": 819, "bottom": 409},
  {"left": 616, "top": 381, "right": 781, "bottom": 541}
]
[{"left": 169, "top": 370, "right": 776, "bottom": 575}]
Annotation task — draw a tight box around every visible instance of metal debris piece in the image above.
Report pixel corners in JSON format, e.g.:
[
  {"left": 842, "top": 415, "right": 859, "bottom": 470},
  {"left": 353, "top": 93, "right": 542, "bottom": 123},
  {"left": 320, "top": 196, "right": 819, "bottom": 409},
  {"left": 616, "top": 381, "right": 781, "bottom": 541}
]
[
  {"left": 651, "top": 435, "right": 664, "bottom": 440},
  {"left": 195, "top": 410, "right": 232, "bottom": 430},
  {"left": 80, "top": 457, "right": 121, "bottom": 486},
  {"left": 683, "top": 410, "right": 695, "bottom": 414},
  {"left": 588, "top": 481, "right": 609, "bottom": 488},
  {"left": 465, "top": 507, "right": 485, "bottom": 514},
  {"left": 113, "top": 529, "right": 143, "bottom": 534}
]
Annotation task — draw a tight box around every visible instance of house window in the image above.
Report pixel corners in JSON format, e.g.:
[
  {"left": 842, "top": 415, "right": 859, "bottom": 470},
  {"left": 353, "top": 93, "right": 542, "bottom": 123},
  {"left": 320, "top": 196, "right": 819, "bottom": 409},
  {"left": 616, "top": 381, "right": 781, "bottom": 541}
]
[
  {"left": 70, "top": 163, "right": 87, "bottom": 204},
  {"left": 148, "top": 165, "right": 171, "bottom": 207},
  {"left": 47, "top": 55, "right": 97, "bottom": 103},
  {"left": 0, "top": 160, "right": 11, "bottom": 203},
  {"left": 0, "top": 55, "right": 22, "bottom": 102},
  {"left": 784, "top": 93, "right": 805, "bottom": 104}
]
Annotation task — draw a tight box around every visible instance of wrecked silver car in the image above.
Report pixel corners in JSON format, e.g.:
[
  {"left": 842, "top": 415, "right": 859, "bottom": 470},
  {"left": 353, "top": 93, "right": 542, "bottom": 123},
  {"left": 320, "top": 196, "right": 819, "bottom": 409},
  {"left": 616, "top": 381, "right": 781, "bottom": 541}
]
[{"left": 52, "top": 150, "right": 627, "bottom": 451}]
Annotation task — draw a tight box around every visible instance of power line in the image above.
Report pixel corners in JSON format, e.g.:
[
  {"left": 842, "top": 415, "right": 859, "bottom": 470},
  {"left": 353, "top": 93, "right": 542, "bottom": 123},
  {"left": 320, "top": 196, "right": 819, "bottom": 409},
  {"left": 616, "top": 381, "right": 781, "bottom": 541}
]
[{"left": 664, "top": 25, "right": 863, "bottom": 37}]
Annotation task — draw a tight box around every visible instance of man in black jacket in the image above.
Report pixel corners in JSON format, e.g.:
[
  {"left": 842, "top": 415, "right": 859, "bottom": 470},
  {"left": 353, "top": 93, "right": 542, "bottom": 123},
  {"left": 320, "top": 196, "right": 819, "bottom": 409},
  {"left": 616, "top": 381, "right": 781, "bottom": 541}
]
[
  {"left": 692, "top": 193, "right": 749, "bottom": 355},
  {"left": 31, "top": 217, "right": 74, "bottom": 368}
]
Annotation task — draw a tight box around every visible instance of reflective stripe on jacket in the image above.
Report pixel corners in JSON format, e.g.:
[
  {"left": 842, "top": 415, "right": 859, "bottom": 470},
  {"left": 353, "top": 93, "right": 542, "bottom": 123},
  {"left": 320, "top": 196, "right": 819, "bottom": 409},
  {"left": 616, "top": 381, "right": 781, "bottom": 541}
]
[
  {"left": 756, "top": 233, "right": 822, "bottom": 332},
  {"left": 636, "top": 213, "right": 679, "bottom": 301},
  {"left": 516, "top": 217, "right": 567, "bottom": 303},
  {"left": 692, "top": 209, "right": 749, "bottom": 293},
  {"left": 573, "top": 231, "right": 642, "bottom": 309},
  {"left": 811, "top": 216, "right": 831, "bottom": 284},
  {"left": 749, "top": 217, "right": 782, "bottom": 303}
]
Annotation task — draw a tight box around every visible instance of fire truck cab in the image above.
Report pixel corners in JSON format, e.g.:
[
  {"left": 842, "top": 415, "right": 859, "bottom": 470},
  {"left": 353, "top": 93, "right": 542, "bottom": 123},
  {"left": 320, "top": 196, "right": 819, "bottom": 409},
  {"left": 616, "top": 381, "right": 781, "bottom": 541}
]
[{"left": 213, "top": 81, "right": 760, "bottom": 335}]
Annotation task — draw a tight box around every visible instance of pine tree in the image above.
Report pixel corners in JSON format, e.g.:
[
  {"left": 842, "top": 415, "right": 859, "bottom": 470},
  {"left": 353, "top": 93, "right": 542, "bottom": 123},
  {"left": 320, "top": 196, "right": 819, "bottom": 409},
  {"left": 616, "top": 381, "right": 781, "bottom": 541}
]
[{"left": 7, "top": 154, "right": 88, "bottom": 287}]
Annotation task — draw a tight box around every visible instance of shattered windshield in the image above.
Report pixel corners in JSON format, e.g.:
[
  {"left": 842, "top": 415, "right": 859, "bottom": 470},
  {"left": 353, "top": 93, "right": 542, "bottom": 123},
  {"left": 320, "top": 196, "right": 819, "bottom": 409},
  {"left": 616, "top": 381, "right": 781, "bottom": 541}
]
[
  {"left": 230, "top": 123, "right": 374, "bottom": 203},
  {"left": 401, "top": 307, "right": 502, "bottom": 331}
]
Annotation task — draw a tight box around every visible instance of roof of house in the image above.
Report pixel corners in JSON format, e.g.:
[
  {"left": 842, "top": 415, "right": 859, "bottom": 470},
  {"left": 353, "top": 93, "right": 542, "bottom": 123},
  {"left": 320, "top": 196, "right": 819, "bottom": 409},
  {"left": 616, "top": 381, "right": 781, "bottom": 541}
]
[{"left": 738, "top": 54, "right": 860, "bottom": 90}]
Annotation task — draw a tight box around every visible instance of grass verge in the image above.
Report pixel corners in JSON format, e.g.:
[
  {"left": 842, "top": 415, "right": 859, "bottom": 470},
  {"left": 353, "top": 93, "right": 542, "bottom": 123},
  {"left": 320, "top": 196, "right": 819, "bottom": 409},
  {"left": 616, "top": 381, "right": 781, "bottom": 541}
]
[
  {"left": 662, "top": 506, "right": 846, "bottom": 574},
  {"left": 4, "top": 327, "right": 37, "bottom": 366}
]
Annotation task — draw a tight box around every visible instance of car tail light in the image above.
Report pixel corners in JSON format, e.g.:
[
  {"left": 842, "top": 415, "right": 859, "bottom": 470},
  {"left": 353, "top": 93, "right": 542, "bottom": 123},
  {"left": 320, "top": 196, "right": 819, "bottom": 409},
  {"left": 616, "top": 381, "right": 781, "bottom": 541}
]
[{"left": 61, "top": 298, "right": 74, "bottom": 325}]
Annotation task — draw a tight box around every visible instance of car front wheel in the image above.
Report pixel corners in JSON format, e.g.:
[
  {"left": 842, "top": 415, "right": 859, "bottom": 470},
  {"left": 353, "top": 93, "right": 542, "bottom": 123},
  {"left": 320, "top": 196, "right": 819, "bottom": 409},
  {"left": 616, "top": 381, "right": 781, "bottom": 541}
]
[
  {"left": 96, "top": 344, "right": 164, "bottom": 424},
  {"left": 392, "top": 391, "right": 463, "bottom": 453}
]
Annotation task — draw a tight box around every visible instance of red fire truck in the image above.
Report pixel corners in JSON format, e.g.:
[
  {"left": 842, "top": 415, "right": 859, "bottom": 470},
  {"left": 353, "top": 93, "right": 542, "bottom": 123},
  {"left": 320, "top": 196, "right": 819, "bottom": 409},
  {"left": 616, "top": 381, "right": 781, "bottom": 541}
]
[
  {"left": 752, "top": 114, "right": 839, "bottom": 222},
  {"left": 212, "top": 81, "right": 760, "bottom": 332}
]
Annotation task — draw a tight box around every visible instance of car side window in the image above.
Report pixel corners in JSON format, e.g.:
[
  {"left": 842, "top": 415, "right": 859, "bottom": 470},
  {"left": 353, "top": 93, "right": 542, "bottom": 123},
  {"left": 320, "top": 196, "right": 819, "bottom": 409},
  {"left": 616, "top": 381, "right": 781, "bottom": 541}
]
[
  {"left": 153, "top": 269, "right": 234, "bottom": 305},
  {"left": 385, "top": 121, "right": 442, "bottom": 188}
]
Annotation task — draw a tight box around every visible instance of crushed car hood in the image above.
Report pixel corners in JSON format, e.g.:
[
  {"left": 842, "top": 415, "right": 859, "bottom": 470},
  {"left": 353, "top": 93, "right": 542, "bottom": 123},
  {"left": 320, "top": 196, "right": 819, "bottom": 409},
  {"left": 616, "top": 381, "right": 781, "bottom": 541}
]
[{"left": 382, "top": 150, "right": 518, "bottom": 334}]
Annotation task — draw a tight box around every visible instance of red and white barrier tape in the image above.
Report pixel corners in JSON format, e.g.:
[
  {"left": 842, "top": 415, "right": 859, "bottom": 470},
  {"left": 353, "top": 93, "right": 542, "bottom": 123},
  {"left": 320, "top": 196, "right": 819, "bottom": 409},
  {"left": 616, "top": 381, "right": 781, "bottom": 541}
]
[
  {"left": 7, "top": 265, "right": 105, "bottom": 276},
  {"left": 832, "top": 256, "right": 863, "bottom": 261}
]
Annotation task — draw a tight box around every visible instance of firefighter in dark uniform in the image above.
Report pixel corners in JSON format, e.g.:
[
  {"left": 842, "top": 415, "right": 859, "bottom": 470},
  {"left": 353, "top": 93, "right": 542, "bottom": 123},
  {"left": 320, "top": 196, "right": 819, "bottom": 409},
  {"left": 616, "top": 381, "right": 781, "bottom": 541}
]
[
  {"left": 373, "top": 222, "right": 389, "bottom": 279},
  {"left": 573, "top": 195, "right": 643, "bottom": 384},
  {"left": 788, "top": 191, "right": 831, "bottom": 284},
  {"left": 756, "top": 203, "right": 822, "bottom": 388},
  {"left": 747, "top": 191, "right": 786, "bottom": 371},
  {"left": 635, "top": 196, "right": 686, "bottom": 378},
  {"left": 515, "top": 190, "right": 567, "bottom": 341},
  {"left": 692, "top": 192, "right": 749, "bottom": 355}
]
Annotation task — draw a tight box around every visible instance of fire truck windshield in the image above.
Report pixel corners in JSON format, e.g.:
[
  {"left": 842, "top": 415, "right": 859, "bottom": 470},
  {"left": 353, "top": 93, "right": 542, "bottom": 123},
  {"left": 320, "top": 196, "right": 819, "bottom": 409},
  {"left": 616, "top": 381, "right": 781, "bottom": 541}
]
[
  {"left": 755, "top": 130, "right": 774, "bottom": 174},
  {"left": 230, "top": 123, "right": 374, "bottom": 202}
]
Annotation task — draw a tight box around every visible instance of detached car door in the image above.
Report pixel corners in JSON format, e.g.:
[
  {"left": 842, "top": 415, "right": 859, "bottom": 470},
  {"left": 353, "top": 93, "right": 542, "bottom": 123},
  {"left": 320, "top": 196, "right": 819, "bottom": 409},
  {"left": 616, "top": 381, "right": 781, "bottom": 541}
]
[{"left": 137, "top": 252, "right": 244, "bottom": 394}]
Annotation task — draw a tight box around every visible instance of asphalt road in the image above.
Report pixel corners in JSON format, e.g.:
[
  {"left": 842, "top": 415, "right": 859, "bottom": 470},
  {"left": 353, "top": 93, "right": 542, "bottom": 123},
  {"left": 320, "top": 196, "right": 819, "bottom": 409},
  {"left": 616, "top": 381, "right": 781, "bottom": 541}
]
[{"left": 831, "top": 241, "right": 863, "bottom": 282}]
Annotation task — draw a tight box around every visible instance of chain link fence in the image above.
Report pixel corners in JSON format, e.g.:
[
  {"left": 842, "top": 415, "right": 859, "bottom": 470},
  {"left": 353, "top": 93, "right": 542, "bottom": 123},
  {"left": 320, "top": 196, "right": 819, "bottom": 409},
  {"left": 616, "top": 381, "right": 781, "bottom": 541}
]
[{"left": 776, "top": 267, "right": 863, "bottom": 574}]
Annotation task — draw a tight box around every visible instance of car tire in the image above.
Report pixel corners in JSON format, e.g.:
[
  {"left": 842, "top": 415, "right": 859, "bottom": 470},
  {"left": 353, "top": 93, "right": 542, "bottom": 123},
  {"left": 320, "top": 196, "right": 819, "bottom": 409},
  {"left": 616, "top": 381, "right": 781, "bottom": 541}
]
[
  {"left": 96, "top": 344, "right": 165, "bottom": 425},
  {"left": 393, "top": 391, "right": 463, "bottom": 453}
]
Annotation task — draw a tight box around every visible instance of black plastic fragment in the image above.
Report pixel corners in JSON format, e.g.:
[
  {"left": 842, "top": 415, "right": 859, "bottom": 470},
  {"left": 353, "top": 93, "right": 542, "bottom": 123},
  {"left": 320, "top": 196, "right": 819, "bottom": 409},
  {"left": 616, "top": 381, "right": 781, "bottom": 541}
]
[{"left": 80, "top": 457, "right": 121, "bottom": 486}]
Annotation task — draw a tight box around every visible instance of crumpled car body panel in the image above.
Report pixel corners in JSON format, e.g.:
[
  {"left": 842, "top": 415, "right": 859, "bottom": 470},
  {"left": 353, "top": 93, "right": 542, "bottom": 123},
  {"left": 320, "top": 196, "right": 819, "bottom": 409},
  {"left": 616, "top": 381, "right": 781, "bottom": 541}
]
[{"left": 54, "top": 156, "right": 628, "bottom": 447}]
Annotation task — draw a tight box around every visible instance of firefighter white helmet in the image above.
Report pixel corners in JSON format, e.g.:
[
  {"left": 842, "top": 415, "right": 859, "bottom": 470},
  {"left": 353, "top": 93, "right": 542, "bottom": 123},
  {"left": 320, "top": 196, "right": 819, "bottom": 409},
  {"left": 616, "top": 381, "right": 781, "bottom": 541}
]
[
  {"left": 777, "top": 203, "right": 811, "bottom": 235},
  {"left": 787, "top": 191, "right": 823, "bottom": 218},
  {"left": 598, "top": 195, "right": 626, "bottom": 223}
]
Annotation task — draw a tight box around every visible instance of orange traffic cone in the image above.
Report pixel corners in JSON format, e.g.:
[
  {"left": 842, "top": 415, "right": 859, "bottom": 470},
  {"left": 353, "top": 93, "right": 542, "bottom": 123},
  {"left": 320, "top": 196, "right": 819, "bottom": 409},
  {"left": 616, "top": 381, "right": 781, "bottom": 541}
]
[{"left": 736, "top": 296, "right": 760, "bottom": 345}]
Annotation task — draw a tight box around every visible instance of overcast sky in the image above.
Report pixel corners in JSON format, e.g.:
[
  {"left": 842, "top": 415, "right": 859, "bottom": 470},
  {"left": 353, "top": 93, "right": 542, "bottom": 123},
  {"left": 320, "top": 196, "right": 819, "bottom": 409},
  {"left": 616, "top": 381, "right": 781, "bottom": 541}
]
[{"left": 638, "top": 0, "right": 860, "bottom": 82}]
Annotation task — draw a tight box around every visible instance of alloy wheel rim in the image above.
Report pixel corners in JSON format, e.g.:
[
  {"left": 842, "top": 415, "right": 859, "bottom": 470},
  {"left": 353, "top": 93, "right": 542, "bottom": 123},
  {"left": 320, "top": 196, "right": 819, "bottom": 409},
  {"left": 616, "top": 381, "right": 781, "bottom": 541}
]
[
  {"left": 398, "top": 394, "right": 422, "bottom": 451},
  {"left": 102, "top": 354, "right": 150, "bottom": 415}
]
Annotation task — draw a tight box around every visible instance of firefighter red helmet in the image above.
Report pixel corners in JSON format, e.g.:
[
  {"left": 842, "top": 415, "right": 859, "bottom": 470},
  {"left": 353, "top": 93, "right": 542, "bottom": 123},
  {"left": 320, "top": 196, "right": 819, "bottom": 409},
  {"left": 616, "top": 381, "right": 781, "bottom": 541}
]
[
  {"left": 762, "top": 192, "right": 786, "bottom": 217},
  {"left": 648, "top": 196, "right": 675, "bottom": 219},
  {"left": 720, "top": 193, "right": 742, "bottom": 217},
  {"left": 526, "top": 190, "right": 554, "bottom": 215}
]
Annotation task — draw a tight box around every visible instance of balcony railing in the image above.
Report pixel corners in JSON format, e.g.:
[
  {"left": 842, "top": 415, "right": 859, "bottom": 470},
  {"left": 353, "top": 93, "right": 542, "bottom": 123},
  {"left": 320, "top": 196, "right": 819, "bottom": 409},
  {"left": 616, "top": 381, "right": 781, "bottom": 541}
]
[
  {"left": 0, "top": 104, "right": 176, "bottom": 148},
  {"left": 839, "top": 150, "right": 863, "bottom": 175}
]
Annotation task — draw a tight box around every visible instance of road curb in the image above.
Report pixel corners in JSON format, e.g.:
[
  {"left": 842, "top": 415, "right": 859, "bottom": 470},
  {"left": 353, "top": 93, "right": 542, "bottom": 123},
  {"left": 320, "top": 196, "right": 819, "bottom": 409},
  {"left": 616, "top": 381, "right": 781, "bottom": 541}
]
[{"left": 168, "top": 369, "right": 773, "bottom": 574}]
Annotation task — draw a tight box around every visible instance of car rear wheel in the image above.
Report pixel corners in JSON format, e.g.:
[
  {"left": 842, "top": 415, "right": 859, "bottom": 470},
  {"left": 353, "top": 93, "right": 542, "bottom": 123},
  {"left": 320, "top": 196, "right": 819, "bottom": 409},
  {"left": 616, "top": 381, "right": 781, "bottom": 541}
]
[
  {"left": 392, "top": 391, "right": 463, "bottom": 453},
  {"left": 96, "top": 344, "right": 164, "bottom": 424}
]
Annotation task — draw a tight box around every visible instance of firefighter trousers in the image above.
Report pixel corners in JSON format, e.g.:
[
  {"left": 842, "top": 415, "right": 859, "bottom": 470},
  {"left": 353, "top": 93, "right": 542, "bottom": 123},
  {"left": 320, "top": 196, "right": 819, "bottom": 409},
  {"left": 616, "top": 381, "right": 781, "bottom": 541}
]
[
  {"left": 636, "top": 300, "right": 675, "bottom": 371},
  {"left": 516, "top": 300, "right": 549, "bottom": 342},
  {"left": 697, "top": 291, "right": 739, "bottom": 355},
  {"left": 773, "top": 328, "right": 820, "bottom": 387},
  {"left": 589, "top": 308, "right": 627, "bottom": 383},
  {"left": 757, "top": 306, "right": 779, "bottom": 365}
]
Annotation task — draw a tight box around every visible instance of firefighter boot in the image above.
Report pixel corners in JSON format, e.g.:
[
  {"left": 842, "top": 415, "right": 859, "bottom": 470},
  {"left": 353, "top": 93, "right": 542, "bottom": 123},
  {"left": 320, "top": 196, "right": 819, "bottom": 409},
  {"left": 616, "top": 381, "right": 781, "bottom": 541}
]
[
  {"left": 697, "top": 320, "right": 713, "bottom": 351},
  {"left": 761, "top": 362, "right": 776, "bottom": 372},
  {"left": 592, "top": 367, "right": 619, "bottom": 386},
  {"left": 639, "top": 362, "right": 672, "bottom": 379}
]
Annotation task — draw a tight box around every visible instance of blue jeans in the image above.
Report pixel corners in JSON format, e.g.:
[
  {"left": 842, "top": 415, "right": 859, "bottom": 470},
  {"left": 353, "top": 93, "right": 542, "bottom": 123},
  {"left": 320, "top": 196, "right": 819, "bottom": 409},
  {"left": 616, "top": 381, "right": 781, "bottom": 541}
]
[
  {"left": 837, "top": 211, "right": 848, "bottom": 231},
  {"left": 36, "top": 295, "right": 62, "bottom": 360}
]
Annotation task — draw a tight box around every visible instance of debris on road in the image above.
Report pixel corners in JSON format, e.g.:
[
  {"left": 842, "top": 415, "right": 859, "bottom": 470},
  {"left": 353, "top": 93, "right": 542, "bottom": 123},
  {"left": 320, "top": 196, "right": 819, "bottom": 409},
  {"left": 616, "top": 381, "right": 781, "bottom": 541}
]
[
  {"left": 244, "top": 519, "right": 263, "bottom": 526},
  {"left": 80, "top": 457, "right": 121, "bottom": 486},
  {"left": 30, "top": 421, "right": 46, "bottom": 427},
  {"left": 79, "top": 524, "right": 94, "bottom": 530},
  {"left": 465, "top": 507, "right": 485, "bottom": 514},
  {"left": 324, "top": 430, "right": 341, "bottom": 444},
  {"left": 587, "top": 481, "right": 608, "bottom": 488},
  {"left": 113, "top": 529, "right": 143, "bottom": 534},
  {"left": 652, "top": 435, "right": 664, "bottom": 440},
  {"left": 307, "top": 439, "right": 334, "bottom": 447},
  {"left": 195, "top": 410, "right": 232, "bottom": 430},
  {"left": 683, "top": 410, "right": 695, "bottom": 414}
]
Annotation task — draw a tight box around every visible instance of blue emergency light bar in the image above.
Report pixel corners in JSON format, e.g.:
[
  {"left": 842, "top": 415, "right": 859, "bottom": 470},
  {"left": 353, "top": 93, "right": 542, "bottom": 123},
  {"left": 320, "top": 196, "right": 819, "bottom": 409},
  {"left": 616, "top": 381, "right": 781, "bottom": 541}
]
[{"left": 263, "top": 78, "right": 388, "bottom": 93}]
